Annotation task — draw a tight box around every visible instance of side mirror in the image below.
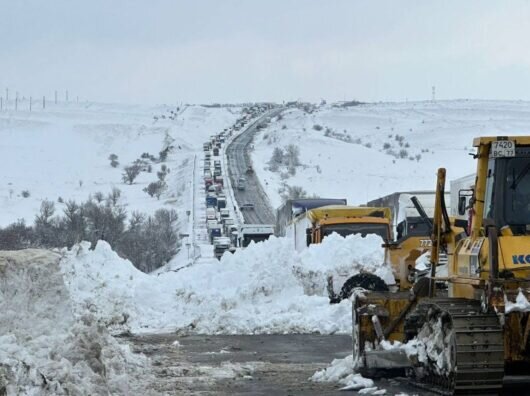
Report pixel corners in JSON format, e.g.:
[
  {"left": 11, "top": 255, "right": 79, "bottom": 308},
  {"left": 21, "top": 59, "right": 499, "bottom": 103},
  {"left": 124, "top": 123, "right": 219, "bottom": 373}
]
[
  {"left": 458, "top": 188, "right": 474, "bottom": 216},
  {"left": 458, "top": 196, "right": 467, "bottom": 215},
  {"left": 306, "top": 228, "right": 312, "bottom": 247}
]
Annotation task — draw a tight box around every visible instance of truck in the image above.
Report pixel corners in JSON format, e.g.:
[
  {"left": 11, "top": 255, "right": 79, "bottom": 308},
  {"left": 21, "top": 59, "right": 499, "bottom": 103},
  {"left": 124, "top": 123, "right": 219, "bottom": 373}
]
[
  {"left": 367, "top": 191, "right": 451, "bottom": 237},
  {"left": 275, "top": 198, "right": 347, "bottom": 238},
  {"left": 238, "top": 224, "right": 275, "bottom": 247},
  {"left": 217, "top": 196, "right": 227, "bottom": 210},
  {"left": 213, "top": 237, "right": 232, "bottom": 259},
  {"left": 206, "top": 207, "right": 217, "bottom": 221},
  {"left": 205, "top": 194, "right": 217, "bottom": 208},
  {"left": 287, "top": 205, "right": 392, "bottom": 253},
  {"left": 219, "top": 208, "right": 230, "bottom": 219},
  {"left": 214, "top": 175, "right": 224, "bottom": 187},
  {"left": 208, "top": 225, "right": 222, "bottom": 243}
]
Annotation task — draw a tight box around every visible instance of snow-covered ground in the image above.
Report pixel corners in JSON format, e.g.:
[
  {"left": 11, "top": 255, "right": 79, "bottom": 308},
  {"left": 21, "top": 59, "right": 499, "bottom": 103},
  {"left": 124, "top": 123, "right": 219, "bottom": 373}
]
[
  {"left": 252, "top": 100, "right": 530, "bottom": 208},
  {"left": 0, "top": 102, "right": 241, "bottom": 226}
]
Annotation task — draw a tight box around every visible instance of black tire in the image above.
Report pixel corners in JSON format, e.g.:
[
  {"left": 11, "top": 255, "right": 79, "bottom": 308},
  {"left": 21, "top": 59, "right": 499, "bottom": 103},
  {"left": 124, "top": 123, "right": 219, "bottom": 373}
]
[{"left": 330, "top": 273, "right": 389, "bottom": 304}]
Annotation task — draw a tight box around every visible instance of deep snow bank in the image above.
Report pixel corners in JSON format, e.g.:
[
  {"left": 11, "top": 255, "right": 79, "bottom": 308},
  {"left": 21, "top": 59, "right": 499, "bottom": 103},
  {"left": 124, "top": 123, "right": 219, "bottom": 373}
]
[
  {"left": 0, "top": 249, "right": 148, "bottom": 395},
  {"left": 61, "top": 234, "right": 392, "bottom": 335}
]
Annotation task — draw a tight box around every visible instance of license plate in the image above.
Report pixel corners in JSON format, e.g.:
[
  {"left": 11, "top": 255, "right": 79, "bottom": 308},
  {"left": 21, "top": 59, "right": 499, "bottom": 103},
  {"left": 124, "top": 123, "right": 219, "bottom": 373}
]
[{"left": 491, "top": 140, "right": 515, "bottom": 158}]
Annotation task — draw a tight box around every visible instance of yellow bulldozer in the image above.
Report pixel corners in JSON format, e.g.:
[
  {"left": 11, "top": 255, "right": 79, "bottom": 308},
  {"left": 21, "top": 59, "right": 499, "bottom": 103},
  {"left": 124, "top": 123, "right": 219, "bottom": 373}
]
[{"left": 353, "top": 136, "right": 530, "bottom": 394}]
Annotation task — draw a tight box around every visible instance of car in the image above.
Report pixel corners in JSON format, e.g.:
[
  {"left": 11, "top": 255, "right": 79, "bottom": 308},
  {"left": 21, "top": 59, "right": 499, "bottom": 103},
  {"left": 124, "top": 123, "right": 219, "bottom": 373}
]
[
  {"left": 240, "top": 203, "right": 255, "bottom": 211},
  {"left": 237, "top": 177, "right": 246, "bottom": 190}
]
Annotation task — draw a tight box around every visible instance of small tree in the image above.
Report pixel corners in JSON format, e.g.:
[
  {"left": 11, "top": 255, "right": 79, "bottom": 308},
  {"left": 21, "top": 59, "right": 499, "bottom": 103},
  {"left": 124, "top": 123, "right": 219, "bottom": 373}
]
[
  {"left": 122, "top": 165, "right": 141, "bottom": 184},
  {"left": 144, "top": 181, "right": 167, "bottom": 199},
  {"left": 284, "top": 144, "right": 300, "bottom": 166},
  {"left": 399, "top": 149, "right": 409, "bottom": 159},
  {"left": 111, "top": 159, "right": 119, "bottom": 168},
  {"left": 107, "top": 187, "right": 121, "bottom": 206},
  {"left": 109, "top": 154, "right": 118, "bottom": 161},
  {"left": 270, "top": 147, "right": 284, "bottom": 166}
]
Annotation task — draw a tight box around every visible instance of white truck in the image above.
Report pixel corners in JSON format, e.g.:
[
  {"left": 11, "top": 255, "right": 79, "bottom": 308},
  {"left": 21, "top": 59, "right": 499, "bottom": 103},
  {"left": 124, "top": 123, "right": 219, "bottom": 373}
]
[
  {"left": 213, "top": 237, "right": 232, "bottom": 260},
  {"left": 238, "top": 224, "right": 274, "bottom": 248},
  {"left": 367, "top": 191, "right": 451, "bottom": 239}
]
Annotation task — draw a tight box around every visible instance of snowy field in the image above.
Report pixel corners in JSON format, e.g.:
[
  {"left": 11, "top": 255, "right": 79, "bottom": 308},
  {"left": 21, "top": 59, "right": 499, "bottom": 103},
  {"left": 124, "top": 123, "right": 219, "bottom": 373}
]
[
  {"left": 252, "top": 100, "right": 530, "bottom": 208},
  {"left": 0, "top": 102, "right": 241, "bottom": 226}
]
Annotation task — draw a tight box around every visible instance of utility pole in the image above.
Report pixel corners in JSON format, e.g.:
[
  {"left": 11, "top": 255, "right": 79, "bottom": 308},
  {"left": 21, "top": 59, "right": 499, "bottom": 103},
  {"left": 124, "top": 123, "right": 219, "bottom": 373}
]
[
  {"left": 30, "top": 96, "right": 32, "bottom": 112},
  {"left": 66, "top": 90, "right": 68, "bottom": 102},
  {"left": 432, "top": 86, "right": 436, "bottom": 102},
  {"left": 43, "top": 96, "right": 46, "bottom": 109},
  {"left": 15, "top": 92, "right": 18, "bottom": 111},
  {"left": 55, "top": 90, "right": 58, "bottom": 104}
]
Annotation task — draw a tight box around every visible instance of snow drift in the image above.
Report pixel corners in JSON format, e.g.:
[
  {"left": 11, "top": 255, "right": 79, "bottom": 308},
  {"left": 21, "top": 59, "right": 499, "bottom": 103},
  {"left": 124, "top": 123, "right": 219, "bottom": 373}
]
[
  {"left": 61, "top": 233, "right": 392, "bottom": 335},
  {"left": 0, "top": 249, "right": 148, "bottom": 395}
]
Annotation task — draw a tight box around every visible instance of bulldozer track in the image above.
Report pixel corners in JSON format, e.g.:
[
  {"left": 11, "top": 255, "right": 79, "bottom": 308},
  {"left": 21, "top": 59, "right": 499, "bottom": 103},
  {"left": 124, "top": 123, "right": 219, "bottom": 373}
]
[{"left": 407, "top": 298, "right": 504, "bottom": 395}]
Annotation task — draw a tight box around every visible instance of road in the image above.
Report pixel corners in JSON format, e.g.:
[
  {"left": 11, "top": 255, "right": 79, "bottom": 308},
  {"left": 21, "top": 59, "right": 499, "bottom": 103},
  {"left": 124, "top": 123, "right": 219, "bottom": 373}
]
[
  {"left": 226, "top": 109, "right": 281, "bottom": 225},
  {"left": 124, "top": 333, "right": 430, "bottom": 396}
]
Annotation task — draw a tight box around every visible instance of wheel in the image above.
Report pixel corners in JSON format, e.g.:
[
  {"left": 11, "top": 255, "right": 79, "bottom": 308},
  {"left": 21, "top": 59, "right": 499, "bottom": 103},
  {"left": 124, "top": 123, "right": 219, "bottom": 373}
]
[{"left": 330, "top": 273, "right": 389, "bottom": 304}]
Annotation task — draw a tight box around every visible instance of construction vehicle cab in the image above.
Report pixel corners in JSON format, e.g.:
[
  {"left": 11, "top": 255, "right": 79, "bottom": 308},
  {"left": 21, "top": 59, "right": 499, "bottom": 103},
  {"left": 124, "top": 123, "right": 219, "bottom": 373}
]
[{"left": 352, "top": 136, "right": 530, "bottom": 395}]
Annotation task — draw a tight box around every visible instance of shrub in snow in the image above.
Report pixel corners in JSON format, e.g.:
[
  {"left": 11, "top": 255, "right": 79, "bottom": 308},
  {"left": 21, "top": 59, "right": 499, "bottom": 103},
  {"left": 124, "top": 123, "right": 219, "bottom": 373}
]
[
  {"left": 34, "top": 200, "right": 58, "bottom": 247},
  {"left": 399, "top": 149, "right": 409, "bottom": 159},
  {"left": 106, "top": 187, "right": 121, "bottom": 206},
  {"left": 21, "top": 190, "right": 30, "bottom": 198},
  {"left": 122, "top": 165, "right": 141, "bottom": 184},
  {"left": 108, "top": 153, "right": 118, "bottom": 161},
  {"left": 313, "top": 124, "right": 323, "bottom": 131},
  {"left": 270, "top": 147, "right": 284, "bottom": 165},
  {"left": 110, "top": 159, "right": 119, "bottom": 168},
  {"left": 144, "top": 180, "right": 167, "bottom": 200},
  {"left": 285, "top": 144, "right": 300, "bottom": 166},
  {"left": 157, "top": 170, "right": 167, "bottom": 181},
  {"left": 0, "top": 220, "right": 33, "bottom": 250},
  {"left": 282, "top": 125, "right": 287, "bottom": 130},
  {"left": 281, "top": 185, "right": 307, "bottom": 202},
  {"left": 93, "top": 191, "right": 104, "bottom": 203},
  {"left": 383, "top": 142, "right": 391, "bottom": 150}
]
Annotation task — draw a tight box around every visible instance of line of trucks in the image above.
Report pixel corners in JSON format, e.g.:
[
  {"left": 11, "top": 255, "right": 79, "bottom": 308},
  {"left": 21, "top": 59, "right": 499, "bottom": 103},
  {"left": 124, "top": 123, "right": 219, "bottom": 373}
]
[{"left": 203, "top": 106, "right": 276, "bottom": 259}]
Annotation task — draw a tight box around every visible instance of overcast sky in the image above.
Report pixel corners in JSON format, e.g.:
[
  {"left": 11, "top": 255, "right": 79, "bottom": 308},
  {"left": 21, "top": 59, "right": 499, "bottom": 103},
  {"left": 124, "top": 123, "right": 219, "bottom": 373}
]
[{"left": 2, "top": 1, "right": 530, "bottom": 104}]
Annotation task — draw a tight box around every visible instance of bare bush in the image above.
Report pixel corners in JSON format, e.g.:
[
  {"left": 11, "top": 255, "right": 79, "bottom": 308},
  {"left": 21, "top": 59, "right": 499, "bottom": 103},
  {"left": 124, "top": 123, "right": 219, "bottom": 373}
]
[
  {"left": 399, "top": 149, "right": 409, "bottom": 159},
  {"left": 313, "top": 124, "right": 323, "bottom": 131},
  {"left": 21, "top": 190, "right": 30, "bottom": 198},
  {"left": 144, "top": 181, "right": 167, "bottom": 200},
  {"left": 122, "top": 165, "right": 141, "bottom": 184}
]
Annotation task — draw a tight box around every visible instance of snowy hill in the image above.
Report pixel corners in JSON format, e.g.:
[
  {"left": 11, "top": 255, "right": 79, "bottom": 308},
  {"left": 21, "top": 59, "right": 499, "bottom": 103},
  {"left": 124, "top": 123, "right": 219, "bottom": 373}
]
[
  {"left": 0, "top": 102, "right": 241, "bottom": 226},
  {"left": 252, "top": 100, "right": 530, "bottom": 208}
]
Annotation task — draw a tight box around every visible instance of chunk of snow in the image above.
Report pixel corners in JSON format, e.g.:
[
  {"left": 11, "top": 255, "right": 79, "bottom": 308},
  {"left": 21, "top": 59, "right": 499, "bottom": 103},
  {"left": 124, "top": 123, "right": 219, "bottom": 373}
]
[{"left": 505, "top": 290, "right": 530, "bottom": 314}]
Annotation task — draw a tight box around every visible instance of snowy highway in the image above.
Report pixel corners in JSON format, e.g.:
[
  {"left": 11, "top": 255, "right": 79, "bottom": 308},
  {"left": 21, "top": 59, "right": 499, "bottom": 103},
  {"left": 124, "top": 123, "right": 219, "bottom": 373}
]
[{"left": 226, "top": 109, "right": 282, "bottom": 225}]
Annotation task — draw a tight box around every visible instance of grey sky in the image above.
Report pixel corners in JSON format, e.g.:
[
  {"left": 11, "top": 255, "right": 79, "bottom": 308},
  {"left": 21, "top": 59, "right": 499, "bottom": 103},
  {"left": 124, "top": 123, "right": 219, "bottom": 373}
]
[{"left": 2, "top": 1, "right": 530, "bottom": 104}]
